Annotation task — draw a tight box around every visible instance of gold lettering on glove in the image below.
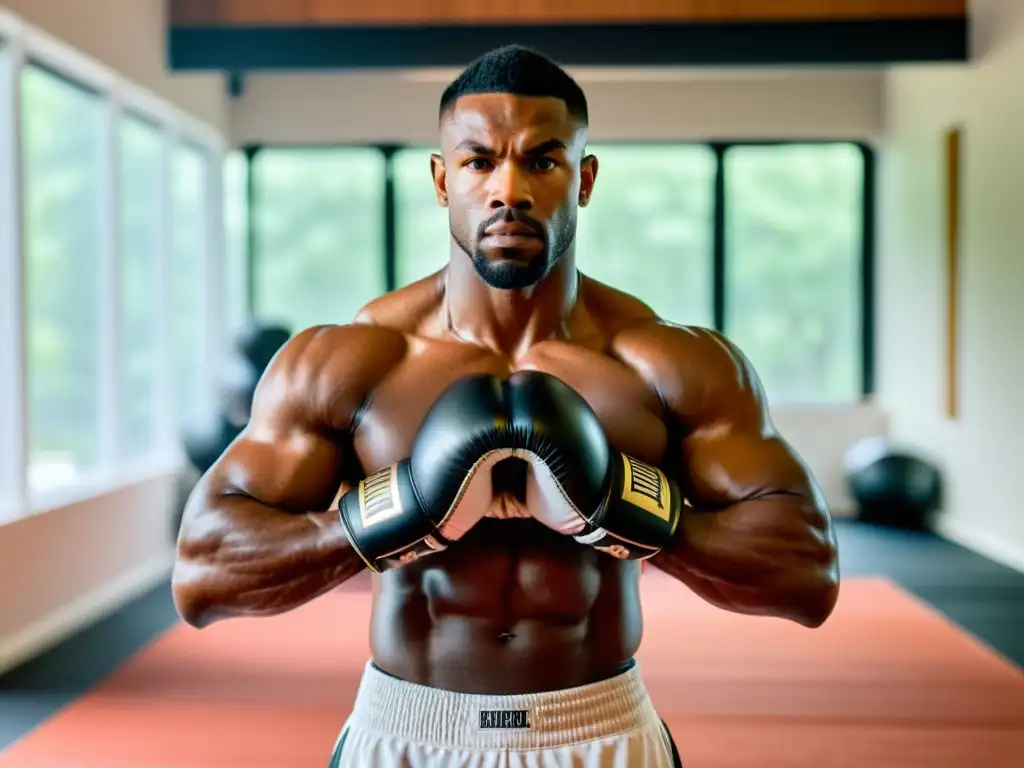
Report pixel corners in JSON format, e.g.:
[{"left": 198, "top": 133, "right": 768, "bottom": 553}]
[
  {"left": 620, "top": 454, "right": 671, "bottom": 521},
  {"left": 359, "top": 466, "right": 403, "bottom": 529}
]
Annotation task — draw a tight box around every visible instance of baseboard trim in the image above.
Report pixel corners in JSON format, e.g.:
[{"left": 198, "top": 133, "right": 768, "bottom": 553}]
[
  {"left": 934, "top": 515, "right": 1024, "bottom": 575},
  {"left": 0, "top": 551, "right": 174, "bottom": 677}
]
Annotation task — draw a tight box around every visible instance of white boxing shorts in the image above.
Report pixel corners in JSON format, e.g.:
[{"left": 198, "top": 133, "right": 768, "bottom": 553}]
[{"left": 327, "top": 659, "right": 682, "bottom": 767}]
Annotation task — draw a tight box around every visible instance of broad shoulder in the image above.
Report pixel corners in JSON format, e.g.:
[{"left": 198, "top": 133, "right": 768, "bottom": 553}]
[
  {"left": 609, "top": 319, "right": 769, "bottom": 432},
  {"left": 355, "top": 270, "right": 446, "bottom": 335},
  {"left": 255, "top": 276, "right": 447, "bottom": 430},
  {"left": 252, "top": 322, "right": 409, "bottom": 433},
  {"left": 579, "top": 275, "right": 660, "bottom": 333}
]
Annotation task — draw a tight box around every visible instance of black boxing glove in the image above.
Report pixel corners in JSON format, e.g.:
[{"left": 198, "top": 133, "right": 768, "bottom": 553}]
[
  {"left": 505, "top": 371, "right": 684, "bottom": 560},
  {"left": 338, "top": 375, "right": 512, "bottom": 573},
  {"left": 340, "top": 370, "right": 683, "bottom": 571}
]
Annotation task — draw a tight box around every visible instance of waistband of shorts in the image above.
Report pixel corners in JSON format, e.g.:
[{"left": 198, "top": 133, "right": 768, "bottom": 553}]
[{"left": 345, "top": 659, "right": 660, "bottom": 751}]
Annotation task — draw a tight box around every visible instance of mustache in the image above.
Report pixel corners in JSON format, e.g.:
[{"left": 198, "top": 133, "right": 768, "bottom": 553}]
[{"left": 478, "top": 208, "right": 545, "bottom": 238}]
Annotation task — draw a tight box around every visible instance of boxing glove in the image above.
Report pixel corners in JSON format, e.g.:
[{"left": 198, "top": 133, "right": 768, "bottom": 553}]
[
  {"left": 339, "top": 371, "right": 683, "bottom": 572},
  {"left": 505, "top": 372, "right": 684, "bottom": 560},
  {"left": 338, "top": 375, "right": 513, "bottom": 573}
]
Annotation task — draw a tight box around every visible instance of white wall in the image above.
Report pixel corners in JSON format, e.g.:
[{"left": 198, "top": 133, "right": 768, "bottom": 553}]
[
  {"left": 877, "top": 0, "right": 1024, "bottom": 571},
  {"left": 0, "top": 0, "right": 226, "bottom": 673},
  {"left": 230, "top": 68, "right": 884, "bottom": 146},
  {"left": 773, "top": 402, "right": 889, "bottom": 517},
  {"left": 0, "top": 0, "right": 227, "bottom": 132},
  {"left": 0, "top": 475, "right": 180, "bottom": 674}
]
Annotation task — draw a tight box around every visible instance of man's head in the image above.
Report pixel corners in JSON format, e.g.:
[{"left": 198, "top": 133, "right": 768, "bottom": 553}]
[{"left": 432, "top": 45, "right": 598, "bottom": 291}]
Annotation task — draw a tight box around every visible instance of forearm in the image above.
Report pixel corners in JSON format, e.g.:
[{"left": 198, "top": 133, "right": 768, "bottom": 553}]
[
  {"left": 172, "top": 492, "right": 365, "bottom": 627},
  {"left": 651, "top": 493, "right": 839, "bottom": 627}
]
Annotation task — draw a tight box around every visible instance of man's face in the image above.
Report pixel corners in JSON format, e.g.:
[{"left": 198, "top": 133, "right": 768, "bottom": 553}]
[{"left": 432, "top": 94, "right": 597, "bottom": 290}]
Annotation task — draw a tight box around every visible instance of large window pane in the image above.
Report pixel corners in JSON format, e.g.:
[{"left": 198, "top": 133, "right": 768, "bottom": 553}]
[
  {"left": 724, "top": 143, "right": 863, "bottom": 404},
  {"left": 119, "top": 115, "right": 161, "bottom": 459},
  {"left": 22, "top": 65, "right": 103, "bottom": 492},
  {"left": 0, "top": 37, "right": 20, "bottom": 513},
  {"left": 253, "top": 148, "right": 386, "bottom": 331},
  {"left": 394, "top": 147, "right": 449, "bottom": 287},
  {"left": 224, "top": 150, "right": 249, "bottom": 332},
  {"left": 171, "top": 143, "right": 209, "bottom": 430},
  {"left": 576, "top": 145, "right": 716, "bottom": 328}
]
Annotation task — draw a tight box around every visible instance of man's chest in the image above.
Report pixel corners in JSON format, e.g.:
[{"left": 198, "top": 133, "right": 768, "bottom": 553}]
[{"left": 350, "top": 339, "right": 670, "bottom": 475}]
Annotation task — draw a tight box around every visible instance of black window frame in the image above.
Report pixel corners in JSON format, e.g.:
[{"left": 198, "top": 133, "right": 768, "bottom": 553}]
[{"left": 239, "top": 140, "right": 875, "bottom": 398}]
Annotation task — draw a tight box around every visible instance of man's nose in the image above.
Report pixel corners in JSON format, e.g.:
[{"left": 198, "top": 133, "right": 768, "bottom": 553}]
[{"left": 488, "top": 162, "right": 533, "bottom": 210}]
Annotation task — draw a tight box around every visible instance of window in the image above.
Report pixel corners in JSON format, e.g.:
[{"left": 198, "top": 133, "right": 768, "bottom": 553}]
[
  {"left": 0, "top": 33, "right": 23, "bottom": 514},
  {"left": 171, "top": 142, "right": 211, "bottom": 432},
  {"left": 119, "top": 114, "right": 162, "bottom": 460},
  {"left": 21, "top": 64, "right": 104, "bottom": 493},
  {"left": 252, "top": 148, "right": 386, "bottom": 332},
  {"left": 0, "top": 11, "right": 226, "bottom": 520},
  {"left": 723, "top": 143, "right": 864, "bottom": 404},
  {"left": 241, "top": 142, "right": 870, "bottom": 405},
  {"left": 394, "top": 147, "right": 450, "bottom": 287},
  {"left": 223, "top": 149, "right": 249, "bottom": 333},
  {"left": 577, "top": 144, "right": 716, "bottom": 328}
]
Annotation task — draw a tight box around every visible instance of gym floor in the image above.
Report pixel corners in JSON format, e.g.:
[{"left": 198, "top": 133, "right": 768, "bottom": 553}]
[{"left": 2, "top": 518, "right": 1022, "bottom": 752}]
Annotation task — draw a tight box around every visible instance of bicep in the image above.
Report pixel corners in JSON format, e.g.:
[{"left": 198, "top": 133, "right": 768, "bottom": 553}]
[
  {"left": 214, "top": 427, "right": 346, "bottom": 513},
  {"left": 682, "top": 428, "right": 819, "bottom": 511}
]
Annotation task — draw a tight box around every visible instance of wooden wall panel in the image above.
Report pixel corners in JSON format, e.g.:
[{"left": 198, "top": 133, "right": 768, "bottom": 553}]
[{"left": 170, "top": 0, "right": 967, "bottom": 27}]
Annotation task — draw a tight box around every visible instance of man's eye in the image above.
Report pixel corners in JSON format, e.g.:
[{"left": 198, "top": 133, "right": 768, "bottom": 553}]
[
  {"left": 467, "top": 158, "right": 491, "bottom": 170},
  {"left": 532, "top": 157, "right": 556, "bottom": 171}
]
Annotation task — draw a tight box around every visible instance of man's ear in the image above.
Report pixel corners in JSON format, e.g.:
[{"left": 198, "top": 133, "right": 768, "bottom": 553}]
[
  {"left": 579, "top": 153, "right": 598, "bottom": 207},
  {"left": 430, "top": 153, "right": 448, "bottom": 207}
]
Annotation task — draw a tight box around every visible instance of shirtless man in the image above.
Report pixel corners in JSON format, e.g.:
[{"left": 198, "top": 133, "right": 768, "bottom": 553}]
[{"left": 172, "top": 44, "right": 840, "bottom": 767}]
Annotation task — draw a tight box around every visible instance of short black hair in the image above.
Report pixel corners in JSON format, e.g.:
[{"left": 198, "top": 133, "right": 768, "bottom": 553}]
[{"left": 439, "top": 44, "right": 588, "bottom": 126}]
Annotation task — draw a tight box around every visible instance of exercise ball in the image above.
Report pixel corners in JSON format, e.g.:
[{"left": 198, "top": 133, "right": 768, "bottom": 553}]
[
  {"left": 845, "top": 439, "right": 942, "bottom": 530},
  {"left": 236, "top": 321, "right": 292, "bottom": 376},
  {"left": 219, "top": 354, "right": 261, "bottom": 429},
  {"left": 180, "top": 320, "right": 292, "bottom": 476},
  {"left": 215, "top": 321, "right": 293, "bottom": 429}
]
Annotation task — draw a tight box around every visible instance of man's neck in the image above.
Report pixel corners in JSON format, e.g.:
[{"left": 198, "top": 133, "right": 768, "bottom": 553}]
[{"left": 444, "top": 249, "right": 579, "bottom": 358}]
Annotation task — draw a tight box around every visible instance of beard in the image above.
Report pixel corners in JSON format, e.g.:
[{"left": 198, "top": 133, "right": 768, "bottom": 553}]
[{"left": 452, "top": 209, "right": 577, "bottom": 291}]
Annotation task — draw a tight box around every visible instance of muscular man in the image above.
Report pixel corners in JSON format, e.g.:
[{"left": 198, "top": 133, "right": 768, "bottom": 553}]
[{"left": 173, "top": 44, "right": 839, "bottom": 767}]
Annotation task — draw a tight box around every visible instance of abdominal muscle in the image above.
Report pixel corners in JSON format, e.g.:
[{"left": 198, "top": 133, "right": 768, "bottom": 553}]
[{"left": 367, "top": 500, "right": 644, "bottom": 694}]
